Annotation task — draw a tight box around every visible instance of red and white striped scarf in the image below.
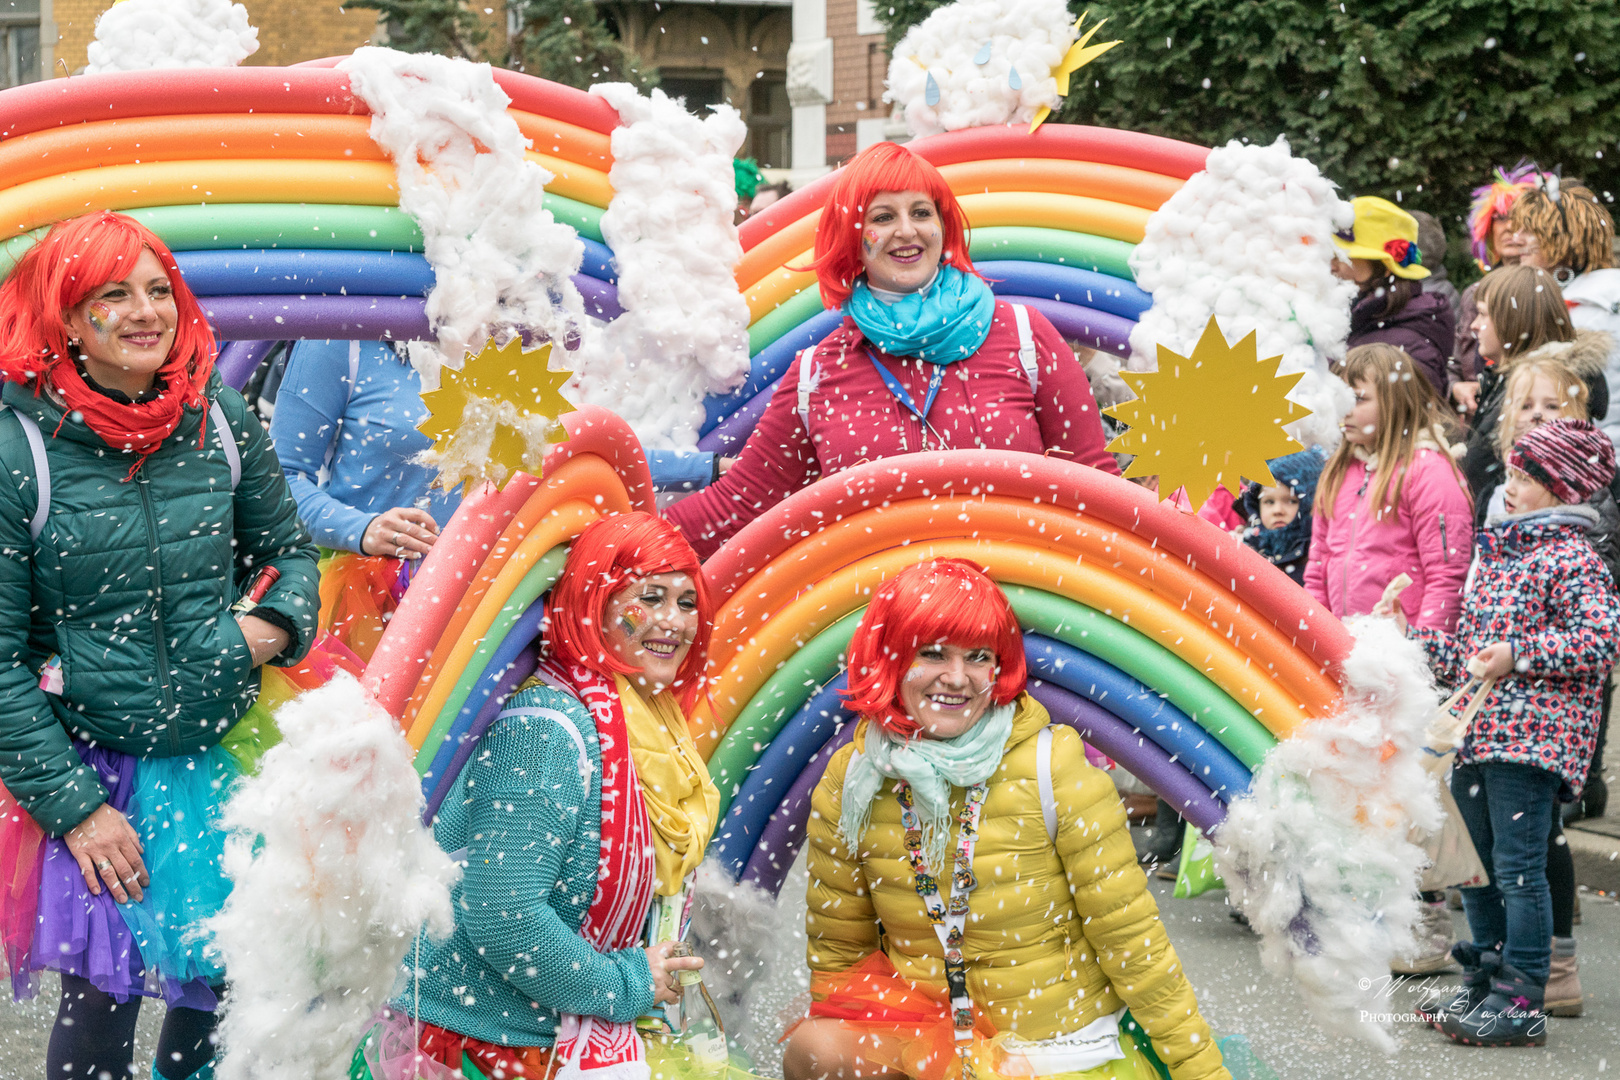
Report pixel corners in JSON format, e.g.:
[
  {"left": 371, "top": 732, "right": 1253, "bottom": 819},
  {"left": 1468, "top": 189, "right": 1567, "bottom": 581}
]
[{"left": 536, "top": 659, "right": 656, "bottom": 1080}]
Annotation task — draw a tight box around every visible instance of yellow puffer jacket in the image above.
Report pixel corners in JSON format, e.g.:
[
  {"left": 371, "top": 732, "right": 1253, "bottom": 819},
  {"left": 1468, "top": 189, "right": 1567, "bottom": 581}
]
[{"left": 806, "top": 694, "right": 1229, "bottom": 1080}]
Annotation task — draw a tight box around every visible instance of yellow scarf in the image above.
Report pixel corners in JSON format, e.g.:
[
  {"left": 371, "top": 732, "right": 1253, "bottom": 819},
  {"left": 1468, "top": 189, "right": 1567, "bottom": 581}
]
[{"left": 616, "top": 676, "right": 720, "bottom": 896}]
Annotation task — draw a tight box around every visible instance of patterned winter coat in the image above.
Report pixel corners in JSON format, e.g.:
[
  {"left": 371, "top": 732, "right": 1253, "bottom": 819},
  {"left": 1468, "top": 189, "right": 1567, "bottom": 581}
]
[
  {"left": 1413, "top": 504, "right": 1620, "bottom": 799},
  {"left": 806, "top": 695, "right": 1229, "bottom": 1080}
]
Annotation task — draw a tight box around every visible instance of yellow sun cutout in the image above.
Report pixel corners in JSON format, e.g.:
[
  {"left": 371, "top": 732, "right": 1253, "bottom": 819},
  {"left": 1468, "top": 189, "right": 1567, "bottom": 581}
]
[
  {"left": 418, "top": 337, "right": 576, "bottom": 494},
  {"left": 1104, "top": 317, "right": 1305, "bottom": 509}
]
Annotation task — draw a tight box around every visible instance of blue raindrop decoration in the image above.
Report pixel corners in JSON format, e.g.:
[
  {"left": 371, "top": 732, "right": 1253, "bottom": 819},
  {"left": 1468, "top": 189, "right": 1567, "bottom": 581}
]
[
  {"left": 1008, "top": 66, "right": 1022, "bottom": 91},
  {"left": 925, "top": 72, "right": 940, "bottom": 106},
  {"left": 973, "top": 42, "right": 993, "bottom": 65}
]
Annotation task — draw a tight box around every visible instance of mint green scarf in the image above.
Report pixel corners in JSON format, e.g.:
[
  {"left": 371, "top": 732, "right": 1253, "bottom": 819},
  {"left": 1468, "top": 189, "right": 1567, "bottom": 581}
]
[{"left": 839, "top": 703, "right": 1015, "bottom": 872}]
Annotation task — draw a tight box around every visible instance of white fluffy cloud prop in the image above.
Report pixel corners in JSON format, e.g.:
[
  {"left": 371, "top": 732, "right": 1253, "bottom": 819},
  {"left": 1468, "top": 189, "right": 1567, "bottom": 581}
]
[
  {"left": 339, "top": 47, "right": 585, "bottom": 389},
  {"left": 1128, "top": 136, "right": 1357, "bottom": 449},
  {"left": 84, "top": 0, "right": 258, "bottom": 73},
  {"left": 210, "top": 674, "right": 459, "bottom": 1080},
  {"left": 1213, "top": 617, "right": 1443, "bottom": 1051},
  {"left": 886, "top": 0, "right": 1075, "bottom": 138},
  {"left": 567, "top": 84, "right": 751, "bottom": 449}
]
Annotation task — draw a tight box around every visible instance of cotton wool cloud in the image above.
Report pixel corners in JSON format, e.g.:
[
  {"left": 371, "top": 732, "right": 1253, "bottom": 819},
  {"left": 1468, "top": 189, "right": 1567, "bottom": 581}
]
[
  {"left": 1128, "top": 136, "right": 1357, "bottom": 449},
  {"left": 566, "top": 83, "right": 752, "bottom": 450},
  {"left": 84, "top": 0, "right": 258, "bottom": 73},
  {"left": 886, "top": 0, "right": 1076, "bottom": 138},
  {"left": 339, "top": 47, "right": 585, "bottom": 389}
]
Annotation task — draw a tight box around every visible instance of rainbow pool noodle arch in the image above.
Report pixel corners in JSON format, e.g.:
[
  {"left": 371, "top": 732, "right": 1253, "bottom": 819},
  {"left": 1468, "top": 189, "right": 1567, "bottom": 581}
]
[
  {"left": 351, "top": 425, "right": 1352, "bottom": 898},
  {"left": 0, "top": 63, "right": 1207, "bottom": 454}
]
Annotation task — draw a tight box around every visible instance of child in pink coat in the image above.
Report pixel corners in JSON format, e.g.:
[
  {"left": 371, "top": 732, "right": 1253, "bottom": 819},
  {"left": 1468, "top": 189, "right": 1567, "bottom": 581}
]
[{"left": 1306, "top": 344, "right": 1474, "bottom": 630}]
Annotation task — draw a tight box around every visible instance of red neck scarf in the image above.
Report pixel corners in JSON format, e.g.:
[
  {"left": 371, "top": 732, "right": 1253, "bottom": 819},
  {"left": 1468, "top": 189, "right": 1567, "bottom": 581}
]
[
  {"left": 33, "top": 345, "right": 213, "bottom": 477},
  {"left": 534, "top": 658, "right": 656, "bottom": 1080}
]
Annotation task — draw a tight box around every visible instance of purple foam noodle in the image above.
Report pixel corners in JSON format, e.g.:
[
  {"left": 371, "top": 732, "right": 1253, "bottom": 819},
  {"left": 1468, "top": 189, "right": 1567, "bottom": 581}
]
[
  {"left": 200, "top": 276, "right": 621, "bottom": 343},
  {"left": 216, "top": 340, "right": 278, "bottom": 390},
  {"left": 997, "top": 295, "right": 1135, "bottom": 357},
  {"left": 201, "top": 296, "right": 432, "bottom": 341},
  {"left": 1025, "top": 679, "right": 1225, "bottom": 834},
  {"left": 422, "top": 644, "right": 539, "bottom": 825},
  {"left": 740, "top": 723, "right": 856, "bottom": 896}
]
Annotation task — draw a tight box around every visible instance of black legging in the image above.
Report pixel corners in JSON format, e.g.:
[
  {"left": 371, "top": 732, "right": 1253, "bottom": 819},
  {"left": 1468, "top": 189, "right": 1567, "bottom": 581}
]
[
  {"left": 48, "top": 974, "right": 220, "bottom": 1080},
  {"left": 1550, "top": 814, "right": 1575, "bottom": 939}
]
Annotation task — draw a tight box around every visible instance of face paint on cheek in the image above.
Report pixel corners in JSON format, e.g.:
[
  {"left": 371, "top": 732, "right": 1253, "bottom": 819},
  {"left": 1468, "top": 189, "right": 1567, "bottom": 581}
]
[
  {"left": 862, "top": 229, "right": 880, "bottom": 257},
  {"left": 618, "top": 603, "right": 648, "bottom": 638},
  {"left": 86, "top": 302, "right": 119, "bottom": 338}
]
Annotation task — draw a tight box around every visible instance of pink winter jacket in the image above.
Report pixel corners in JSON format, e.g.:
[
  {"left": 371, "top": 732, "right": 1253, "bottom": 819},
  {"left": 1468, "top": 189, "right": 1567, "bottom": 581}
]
[
  {"left": 1304, "top": 446, "right": 1474, "bottom": 631},
  {"left": 667, "top": 302, "right": 1120, "bottom": 559}
]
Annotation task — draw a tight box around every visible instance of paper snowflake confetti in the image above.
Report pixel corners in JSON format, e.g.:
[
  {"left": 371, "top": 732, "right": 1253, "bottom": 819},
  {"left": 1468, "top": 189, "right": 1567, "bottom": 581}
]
[
  {"left": 1105, "top": 316, "right": 1305, "bottom": 509},
  {"left": 417, "top": 336, "right": 575, "bottom": 494}
]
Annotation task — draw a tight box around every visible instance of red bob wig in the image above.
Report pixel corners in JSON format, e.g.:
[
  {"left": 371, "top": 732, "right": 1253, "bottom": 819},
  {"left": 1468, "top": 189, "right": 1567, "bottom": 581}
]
[
  {"left": 843, "top": 559, "right": 1025, "bottom": 737},
  {"left": 0, "top": 210, "right": 215, "bottom": 387},
  {"left": 807, "top": 142, "right": 978, "bottom": 310},
  {"left": 544, "top": 512, "right": 713, "bottom": 708}
]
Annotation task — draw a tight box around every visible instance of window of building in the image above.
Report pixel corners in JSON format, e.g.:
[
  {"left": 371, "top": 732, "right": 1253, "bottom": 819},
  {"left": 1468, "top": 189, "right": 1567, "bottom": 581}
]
[
  {"left": 747, "top": 74, "right": 789, "bottom": 168},
  {"left": 659, "top": 70, "right": 727, "bottom": 115},
  {"left": 1, "top": 0, "right": 41, "bottom": 89}
]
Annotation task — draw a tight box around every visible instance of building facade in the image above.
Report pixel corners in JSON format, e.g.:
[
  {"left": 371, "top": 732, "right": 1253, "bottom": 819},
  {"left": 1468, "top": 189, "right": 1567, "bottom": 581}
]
[{"left": 786, "top": 0, "right": 898, "bottom": 184}]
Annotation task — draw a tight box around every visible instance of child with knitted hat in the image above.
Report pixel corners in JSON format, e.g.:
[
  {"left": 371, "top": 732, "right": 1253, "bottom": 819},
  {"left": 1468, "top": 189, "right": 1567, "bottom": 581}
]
[
  {"left": 1397, "top": 418, "right": 1620, "bottom": 1047},
  {"left": 1238, "top": 446, "right": 1328, "bottom": 585}
]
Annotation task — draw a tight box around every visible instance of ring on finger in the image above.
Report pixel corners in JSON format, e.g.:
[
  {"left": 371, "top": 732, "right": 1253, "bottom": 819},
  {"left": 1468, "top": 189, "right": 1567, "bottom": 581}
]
[{"left": 96, "top": 859, "right": 113, "bottom": 872}]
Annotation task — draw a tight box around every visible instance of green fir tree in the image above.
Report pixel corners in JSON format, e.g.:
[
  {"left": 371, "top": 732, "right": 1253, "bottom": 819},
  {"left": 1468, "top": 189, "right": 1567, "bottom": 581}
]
[{"left": 877, "top": 0, "right": 1620, "bottom": 284}]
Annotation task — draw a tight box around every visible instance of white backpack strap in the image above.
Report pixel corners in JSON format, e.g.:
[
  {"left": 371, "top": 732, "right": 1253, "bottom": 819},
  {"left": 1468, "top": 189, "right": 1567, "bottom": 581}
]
[
  {"left": 348, "top": 339, "right": 361, "bottom": 398},
  {"left": 2, "top": 405, "right": 50, "bottom": 542},
  {"left": 795, "top": 348, "right": 816, "bottom": 429},
  {"left": 1011, "top": 304, "right": 1039, "bottom": 393},
  {"left": 209, "top": 400, "right": 241, "bottom": 491},
  {"left": 1037, "top": 725, "right": 1057, "bottom": 844}
]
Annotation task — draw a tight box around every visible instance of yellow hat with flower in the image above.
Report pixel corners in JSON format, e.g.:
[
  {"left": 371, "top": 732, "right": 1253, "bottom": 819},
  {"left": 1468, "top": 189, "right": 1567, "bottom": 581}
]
[{"left": 1333, "top": 196, "right": 1430, "bottom": 280}]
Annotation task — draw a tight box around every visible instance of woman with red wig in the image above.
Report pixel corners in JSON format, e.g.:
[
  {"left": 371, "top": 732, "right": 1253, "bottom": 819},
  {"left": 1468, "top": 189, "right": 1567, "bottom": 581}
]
[
  {"left": 667, "top": 142, "right": 1120, "bottom": 559},
  {"left": 785, "top": 560, "right": 1228, "bottom": 1080},
  {"left": 356, "top": 511, "right": 720, "bottom": 1080},
  {"left": 0, "top": 211, "right": 320, "bottom": 1079}
]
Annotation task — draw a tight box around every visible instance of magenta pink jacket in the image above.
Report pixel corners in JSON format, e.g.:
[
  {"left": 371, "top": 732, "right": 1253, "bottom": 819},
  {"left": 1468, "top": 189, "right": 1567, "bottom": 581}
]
[
  {"left": 1304, "top": 447, "right": 1474, "bottom": 630},
  {"left": 667, "top": 302, "right": 1120, "bottom": 559}
]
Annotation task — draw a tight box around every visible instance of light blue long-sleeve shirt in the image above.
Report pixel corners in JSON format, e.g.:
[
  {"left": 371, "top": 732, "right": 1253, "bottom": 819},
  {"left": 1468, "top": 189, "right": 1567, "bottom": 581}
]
[{"left": 268, "top": 340, "right": 461, "bottom": 553}]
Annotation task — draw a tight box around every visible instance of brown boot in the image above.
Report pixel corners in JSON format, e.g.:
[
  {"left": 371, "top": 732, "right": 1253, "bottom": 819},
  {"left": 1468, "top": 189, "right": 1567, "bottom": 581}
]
[{"left": 1545, "top": 936, "right": 1582, "bottom": 1017}]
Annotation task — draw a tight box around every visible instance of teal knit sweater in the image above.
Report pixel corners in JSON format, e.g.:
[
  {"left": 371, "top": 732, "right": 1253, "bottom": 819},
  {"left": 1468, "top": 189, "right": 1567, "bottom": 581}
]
[{"left": 399, "top": 683, "right": 657, "bottom": 1047}]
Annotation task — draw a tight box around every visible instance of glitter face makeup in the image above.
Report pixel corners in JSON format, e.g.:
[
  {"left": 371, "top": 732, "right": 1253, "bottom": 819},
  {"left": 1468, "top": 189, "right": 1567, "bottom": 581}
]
[
  {"left": 619, "top": 602, "right": 649, "bottom": 637},
  {"left": 85, "top": 301, "right": 119, "bottom": 338}
]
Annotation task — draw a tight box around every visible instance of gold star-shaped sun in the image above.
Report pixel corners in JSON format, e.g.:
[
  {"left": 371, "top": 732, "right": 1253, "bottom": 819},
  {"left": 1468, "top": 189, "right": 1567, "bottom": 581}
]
[
  {"left": 418, "top": 337, "right": 576, "bottom": 494},
  {"left": 1105, "top": 317, "right": 1305, "bottom": 509},
  {"left": 1030, "top": 11, "right": 1121, "bottom": 133}
]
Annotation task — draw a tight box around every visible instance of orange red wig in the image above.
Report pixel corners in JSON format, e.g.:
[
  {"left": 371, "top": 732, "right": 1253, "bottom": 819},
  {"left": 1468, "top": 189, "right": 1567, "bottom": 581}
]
[
  {"left": 843, "top": 558, "right": 1025, "bottom": 737},
  {"left": 544, "top": 512, "right": 713, "bottom": 708},
  {"left": 807, "top": 142, "right": 978, "bottom": 310}
]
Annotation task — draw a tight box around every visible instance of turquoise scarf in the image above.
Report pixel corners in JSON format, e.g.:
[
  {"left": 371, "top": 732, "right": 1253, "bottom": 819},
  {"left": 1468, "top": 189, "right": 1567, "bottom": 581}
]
[
  {"left": 844, "top": 264, "right": 997, "bottom": 364},
  {"left": 839, "top": 703, "right": 1014, "bottom": 871}
]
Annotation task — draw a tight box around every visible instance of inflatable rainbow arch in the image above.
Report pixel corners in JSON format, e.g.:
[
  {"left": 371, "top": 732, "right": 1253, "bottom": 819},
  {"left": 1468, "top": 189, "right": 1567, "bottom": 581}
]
[{"left": 0, "top": 63, "right": 1354, "bottom": 896}]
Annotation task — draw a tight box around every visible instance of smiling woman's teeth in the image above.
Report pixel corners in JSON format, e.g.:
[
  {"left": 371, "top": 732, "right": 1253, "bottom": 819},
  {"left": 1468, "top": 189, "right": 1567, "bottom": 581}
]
[{"left": 643, "top": 641, "right": 677, "bottom": 657}]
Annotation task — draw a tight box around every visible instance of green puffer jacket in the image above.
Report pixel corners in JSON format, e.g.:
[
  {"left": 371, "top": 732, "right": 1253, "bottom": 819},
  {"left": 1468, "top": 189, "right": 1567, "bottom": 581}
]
[{"left": 0, "top": 374, "right": 320, "bottom": 835}]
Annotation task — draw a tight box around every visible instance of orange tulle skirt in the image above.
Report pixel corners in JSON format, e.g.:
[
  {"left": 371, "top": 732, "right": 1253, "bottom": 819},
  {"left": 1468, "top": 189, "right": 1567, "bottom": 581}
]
[
  {"left": 318, "top": 551, "right": 410, "bottom": 664},
  {"left": 795, "top": 954, "right": 1155, "bottom": 1080}
]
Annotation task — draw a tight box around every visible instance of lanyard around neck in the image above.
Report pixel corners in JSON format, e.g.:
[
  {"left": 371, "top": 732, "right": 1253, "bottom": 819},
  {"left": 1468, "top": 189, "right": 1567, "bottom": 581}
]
[{"left": 868, "top": 350, "right": 947, "bottom": 426}]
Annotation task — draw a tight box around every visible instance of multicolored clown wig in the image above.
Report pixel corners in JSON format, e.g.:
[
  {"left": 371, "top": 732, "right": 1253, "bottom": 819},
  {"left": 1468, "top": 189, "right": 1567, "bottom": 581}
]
[
  {"left": 1508, "top": 178, "right": 1617, "bottom": 278},
  {"left": 544, "top": 512, "right": 713, "bottom": 708},
  {"left": 1467, "top": 160, "right": 1556, "bottom": 271},
  {"left": 843, "top": 558, "right": 1026, "bottom": 737},
  {"left": 806, "top": 141, "right": 979, "bottom": 309}
]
